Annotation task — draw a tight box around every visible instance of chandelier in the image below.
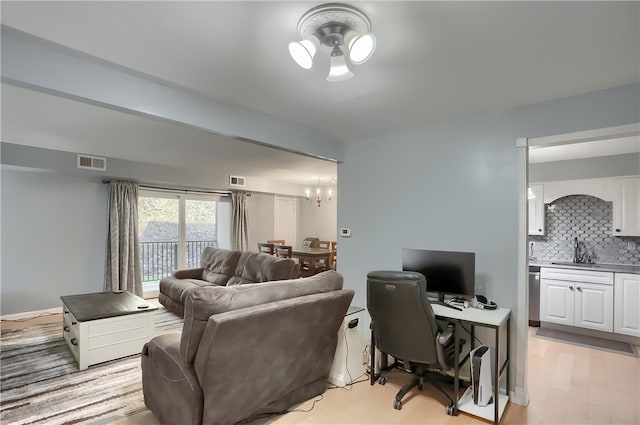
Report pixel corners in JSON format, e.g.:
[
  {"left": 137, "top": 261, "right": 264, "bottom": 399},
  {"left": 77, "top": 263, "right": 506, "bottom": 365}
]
[
  {"left": 305, "top": 177, "right": 336, "bottom": 207},
  {"left": 289, "top": 3, "right": 376, "bottom": 82}
]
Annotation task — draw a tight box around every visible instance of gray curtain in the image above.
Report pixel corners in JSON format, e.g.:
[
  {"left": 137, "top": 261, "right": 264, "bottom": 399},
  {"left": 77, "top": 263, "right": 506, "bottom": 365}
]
[
  {"left": 231, "top": 191, "right": 249, "bottom": 251},
  {"left": 105, "top": 180, "right": 142, "bottom": 296}
]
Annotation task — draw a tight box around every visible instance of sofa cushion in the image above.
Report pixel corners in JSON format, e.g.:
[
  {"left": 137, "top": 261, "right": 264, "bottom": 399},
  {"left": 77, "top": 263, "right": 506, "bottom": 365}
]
[
  {"left": 180, "top": 270, "right": 343, "bottom": 365},
  {"left": 226, "top": 251, "right": 297, "bottom": 286},
  {"left": 200, "top": 247, "right": 242, "bottom": 285},
  {"left": 160, "top": 277, "right": 218, "bottom": 305}
]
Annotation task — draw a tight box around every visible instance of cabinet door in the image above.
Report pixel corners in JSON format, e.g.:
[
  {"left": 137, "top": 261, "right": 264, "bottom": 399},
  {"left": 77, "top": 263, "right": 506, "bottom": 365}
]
[
  {"left": 612, "top": 177, "right": 640, "bottom": 236},
  {"left": 614, "top": 273, "right": 640, "bottom": 336},
  {"left": 528, "top": 184, "right": 545, "bottom": 235},
  {"left": 540, "top": 279, "right": 574, "bottom": 325},
  {"left": 574, "top": 282, "right": 613, "bottom": 332}
]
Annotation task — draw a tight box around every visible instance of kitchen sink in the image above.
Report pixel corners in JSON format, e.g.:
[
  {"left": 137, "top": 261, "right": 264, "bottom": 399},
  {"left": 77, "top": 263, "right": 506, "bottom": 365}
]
[{"left": 551, "top": 262, "right": 608, "bottom": 268}]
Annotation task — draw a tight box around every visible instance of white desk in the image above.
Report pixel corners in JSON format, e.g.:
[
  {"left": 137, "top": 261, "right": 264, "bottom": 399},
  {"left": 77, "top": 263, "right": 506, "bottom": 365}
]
[{"left": 432, "top": 304, "right": 511, "bottom": 424}]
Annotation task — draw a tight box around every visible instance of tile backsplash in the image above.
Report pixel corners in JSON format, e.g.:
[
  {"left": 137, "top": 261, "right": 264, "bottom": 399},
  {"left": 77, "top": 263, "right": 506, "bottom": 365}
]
[{"left": 530, "top": 194, "right": 640, "bottom": 265}]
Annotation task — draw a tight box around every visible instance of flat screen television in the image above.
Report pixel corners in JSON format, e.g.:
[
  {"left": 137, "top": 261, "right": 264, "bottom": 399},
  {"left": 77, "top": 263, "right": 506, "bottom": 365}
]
[{"left": 402, "top": 248, "right": 475, "bottom": 301}]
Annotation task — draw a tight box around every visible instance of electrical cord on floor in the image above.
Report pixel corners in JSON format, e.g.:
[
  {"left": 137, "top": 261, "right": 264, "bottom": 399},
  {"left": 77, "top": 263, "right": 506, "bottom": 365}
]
[{"left": 286, "top": 394, "right": 324, "bottom": 412}]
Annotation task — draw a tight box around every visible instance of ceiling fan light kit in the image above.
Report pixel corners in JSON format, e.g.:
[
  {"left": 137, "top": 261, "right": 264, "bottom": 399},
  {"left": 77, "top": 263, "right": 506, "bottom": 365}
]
[{"left": 289, "top": 3, "right": 376, "bottom": 82}]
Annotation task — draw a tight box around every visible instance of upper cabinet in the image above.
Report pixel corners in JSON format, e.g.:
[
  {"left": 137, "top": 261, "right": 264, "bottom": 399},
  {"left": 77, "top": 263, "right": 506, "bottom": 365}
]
[
  {"left": 532, "top": 176, "right": 640, "bottom": 237},
  {"left": 612, "top": 177, "right": 640, "bottom": 236},
  {"left": 528, "top": 184, "right": 545, "bottom": 235}
]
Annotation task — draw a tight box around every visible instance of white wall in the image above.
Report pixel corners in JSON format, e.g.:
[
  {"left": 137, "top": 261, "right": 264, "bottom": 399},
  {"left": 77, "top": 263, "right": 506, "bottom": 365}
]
[
  {"left": 246, "top": 193, "right": 275, "bottom": 252},
  {"left": 1, "top": 167, "right": 108, "bottom": 315},
  {"left": 298, "top": 186, "right": 337, "bottom": 245}
]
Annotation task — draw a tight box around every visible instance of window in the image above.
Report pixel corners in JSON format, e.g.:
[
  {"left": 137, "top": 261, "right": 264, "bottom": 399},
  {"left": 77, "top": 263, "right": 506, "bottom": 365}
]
[{"left": 138, "top": 190, "right": 230, "bottom": 298}]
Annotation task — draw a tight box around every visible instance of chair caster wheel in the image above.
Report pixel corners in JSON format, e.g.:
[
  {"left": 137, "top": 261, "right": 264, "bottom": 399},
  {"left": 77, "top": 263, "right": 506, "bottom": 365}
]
[
  {"left": 445, "top": 405, "right": 455, "bottom": 415},
  {"left": 393, "top": 400, "right": 402, "bottom": 410},
  {"left": 378, "top": 376, "right": 386, "bottom": 385}
]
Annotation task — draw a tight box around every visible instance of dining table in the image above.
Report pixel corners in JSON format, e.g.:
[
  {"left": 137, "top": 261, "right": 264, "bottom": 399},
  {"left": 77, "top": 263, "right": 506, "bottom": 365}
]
[{"left": 291, "top": 246, "right": 335, "bottom": 276}]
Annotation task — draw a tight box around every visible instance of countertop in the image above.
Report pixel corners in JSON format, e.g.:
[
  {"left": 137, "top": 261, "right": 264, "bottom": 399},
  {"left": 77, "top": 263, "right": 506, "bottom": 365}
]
[{"left": 529, "top": 259, "right": 640, "bottom": 274}]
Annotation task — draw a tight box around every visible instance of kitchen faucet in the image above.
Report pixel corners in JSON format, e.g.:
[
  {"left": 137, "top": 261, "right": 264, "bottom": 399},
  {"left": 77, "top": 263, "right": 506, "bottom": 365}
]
[{"left": 573, "top": 237, "right": 585, "bottom": 263}]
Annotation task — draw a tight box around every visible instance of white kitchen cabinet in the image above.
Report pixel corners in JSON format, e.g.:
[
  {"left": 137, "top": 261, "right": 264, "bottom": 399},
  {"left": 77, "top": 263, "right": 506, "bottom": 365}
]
[
  {"left": 612, "top": 177, "right": 640, "bottom": 236},
  {"left": 540, "top": 278, "right": 574, "bottom": 325},
  {"left": 573, "top": 281, "right": 613, "bottom": 332},
  {"left": 540, "top": 268, "right": 614, "bottom": 332},
  {"left": 528, "top": 184, "right": 545, "bottom": 235},
  {"left": 614, "top": 273, "right": 640, "bottom": 336}
]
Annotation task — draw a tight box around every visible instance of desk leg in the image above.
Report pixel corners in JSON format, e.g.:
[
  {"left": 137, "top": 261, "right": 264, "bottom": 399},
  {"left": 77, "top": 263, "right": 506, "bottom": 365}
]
[
  {"left": 453, "top": 320, "right": 460, "bottom": 415},
  {"left": 494, "top": 325, "right": 499, "bottom": 425}
]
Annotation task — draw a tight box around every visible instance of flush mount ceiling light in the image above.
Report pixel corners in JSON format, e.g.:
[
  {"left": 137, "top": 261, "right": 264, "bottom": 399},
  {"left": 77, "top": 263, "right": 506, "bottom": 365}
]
[{"left": 289, "top": 3, "right": 376, "bottom": 82}]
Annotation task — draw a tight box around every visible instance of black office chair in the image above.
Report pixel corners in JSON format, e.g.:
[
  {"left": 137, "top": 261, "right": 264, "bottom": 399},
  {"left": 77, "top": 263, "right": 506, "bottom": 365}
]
[{"left": 367, "top": 270, "right": 461, "bottom": 413}]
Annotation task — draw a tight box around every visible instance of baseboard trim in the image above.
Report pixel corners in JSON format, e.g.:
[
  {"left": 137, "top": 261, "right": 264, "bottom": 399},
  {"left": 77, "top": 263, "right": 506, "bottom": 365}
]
[
  {"left": 1, "top": 307, "right": 62, "bottom": 321},
  {"left": 510, "top": 386, "right": 529, "bottom": 406}
]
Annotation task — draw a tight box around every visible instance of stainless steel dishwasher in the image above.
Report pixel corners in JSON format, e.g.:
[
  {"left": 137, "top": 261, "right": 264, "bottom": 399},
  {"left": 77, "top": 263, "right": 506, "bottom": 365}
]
[{"left": 528, "top": 265, "right": 540, "bottom": 327}]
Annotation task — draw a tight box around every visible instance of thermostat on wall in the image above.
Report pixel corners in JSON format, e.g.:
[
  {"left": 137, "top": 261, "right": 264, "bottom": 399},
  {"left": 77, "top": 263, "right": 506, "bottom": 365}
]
[{"left": 340, "top": 228, "right": 352, "bottom": 238}]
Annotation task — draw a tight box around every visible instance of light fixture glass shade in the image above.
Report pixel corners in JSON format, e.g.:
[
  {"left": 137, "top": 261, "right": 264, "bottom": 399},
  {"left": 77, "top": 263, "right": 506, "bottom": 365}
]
[
  {"left": 348, "top": 33, "right": 376, "bottom": 64},
  {"left": 288, "top": 36, "right": 318, "bottom": 69},
  {"left": 327, "top": 50, "right": 353, "bottom": 82}
]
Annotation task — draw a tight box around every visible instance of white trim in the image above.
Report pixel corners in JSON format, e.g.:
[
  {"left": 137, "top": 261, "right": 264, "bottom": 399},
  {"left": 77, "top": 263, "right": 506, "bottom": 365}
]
[
  {"left": 1, "top": 306, "right": 62, "bottom": 321},
  {"left": 510, "top": 387, "right": 530, "bottom": 407},
  {"left": 516, "top": 137, "right": 530, "bottom": 408},
  {"left": 528, "top": 123, "right": 640, "bottom": 148}
]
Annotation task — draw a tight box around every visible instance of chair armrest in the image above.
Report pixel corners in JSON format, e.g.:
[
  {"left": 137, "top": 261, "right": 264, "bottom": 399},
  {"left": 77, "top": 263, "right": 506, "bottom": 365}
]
[{"left": 173, "top": 268, "right": 204, "bottom": 279}]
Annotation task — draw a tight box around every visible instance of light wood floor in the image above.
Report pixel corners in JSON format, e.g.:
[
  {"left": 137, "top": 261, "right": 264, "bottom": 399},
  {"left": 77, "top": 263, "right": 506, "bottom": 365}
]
[{"left": 3, "top": 316, "right": 638, "bottom": 425}]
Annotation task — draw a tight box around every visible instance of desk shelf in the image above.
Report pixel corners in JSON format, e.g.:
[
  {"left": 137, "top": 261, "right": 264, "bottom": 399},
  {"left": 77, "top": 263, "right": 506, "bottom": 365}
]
[
  {"left": 458, "top": 387, "right": 509, "bottom": 422},
  {"left": 432, "top": 305, "right": 511, "bottom": 425}
]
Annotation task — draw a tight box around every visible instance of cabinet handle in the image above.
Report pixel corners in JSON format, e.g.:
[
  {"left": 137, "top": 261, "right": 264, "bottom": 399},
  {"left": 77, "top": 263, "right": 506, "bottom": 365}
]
[
  {"left": 64, "top": 326, "right": 70, "bottom": 332},
  {"left": 538, "top": 229, "right": 542, "bottom": 232},
  {"left": 64, "top": 310, "right": 69, "bottom": 315},
  {"left": 576, "top": 287, "right": 582, "bottom": 292},
  {"left": 72, "top": 321, "right": 77, "bottom": 325},
  {"left": 615, "top": 228, "right": 621, "bottom": 232},
  {"left": 70, "top": 338, "right": 78, "bottom": 346},
  {"left": 569, "top": 286, "right": 574, "bottom": 291}
]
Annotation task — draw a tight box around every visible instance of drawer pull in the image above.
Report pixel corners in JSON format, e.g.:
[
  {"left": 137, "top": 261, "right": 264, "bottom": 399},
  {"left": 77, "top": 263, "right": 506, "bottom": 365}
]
[
  {"left": 72, "top": 321, "right": 77, "bottom": 325},
  {"left": 64, "top": 326, "right": 70, "bottom": 332},
  {"left": 64, "top": 310, "right": 69, "bottom": 315},
  {"left": 615, "top": 228, "right": 621, "bottom": 232},
  {"left": 569, "top": 286, "right": 574, "bottom": 291},
  {"left": 70, "top": 338, "right": 78, "bottom": 346},
  {"left": 577, "top": 287, "right": 582, "bottom": 292}
]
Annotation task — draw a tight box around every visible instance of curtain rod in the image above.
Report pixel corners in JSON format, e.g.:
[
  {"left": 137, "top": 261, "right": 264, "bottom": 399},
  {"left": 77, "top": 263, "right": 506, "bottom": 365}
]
[{"left": 101, "top": 179, "right": 233, "bottom": 196}]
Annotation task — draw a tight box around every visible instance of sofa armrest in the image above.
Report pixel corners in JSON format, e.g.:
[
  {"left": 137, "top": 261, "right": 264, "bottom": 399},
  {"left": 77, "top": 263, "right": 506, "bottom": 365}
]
[{"left": 173, "top": 268, "right": 204, "bottom": 279}]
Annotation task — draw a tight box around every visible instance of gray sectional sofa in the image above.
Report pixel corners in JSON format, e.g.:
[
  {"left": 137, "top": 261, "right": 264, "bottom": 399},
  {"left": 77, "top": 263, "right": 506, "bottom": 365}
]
[
  {"left": 159, "top": 247, "right": 299, "bottom": 316},
  {"left": 142, "top": 270, "right": 353, "bottom": 425}
]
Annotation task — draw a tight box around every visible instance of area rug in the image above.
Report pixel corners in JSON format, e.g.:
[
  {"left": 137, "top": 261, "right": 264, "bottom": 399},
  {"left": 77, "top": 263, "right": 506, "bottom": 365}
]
[
  {"left": 0, "top": 308, "right": 183, "bottom": 424},
  {"left": 533, "top": 327, "right": 638, "bottom": 357}
]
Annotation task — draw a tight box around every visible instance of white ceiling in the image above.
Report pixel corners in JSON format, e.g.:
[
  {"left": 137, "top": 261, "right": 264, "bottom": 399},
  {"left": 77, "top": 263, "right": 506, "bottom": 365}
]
[{"left": 1, "top": 1, "right": 639, "bottom": 183}]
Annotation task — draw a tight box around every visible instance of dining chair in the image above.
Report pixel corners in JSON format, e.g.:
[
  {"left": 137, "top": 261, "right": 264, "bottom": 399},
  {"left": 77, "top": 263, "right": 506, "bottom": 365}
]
[
  {"left": 267, "top": 240, "right": 285, "bottom": 245},
  {"left": 275, "top": 245, "right": 292, "bottom": 258},
  {"left": 316, "top": 241, "right": 331, "bottom": 269},
  {"left": 329, "top": 241, "right": 337, "bottom": 270},
  {"left": 257, "top": 242, "right": 275, "bottom": 255},
  {"left": 317, "top": 240, "right": 330, "bottom": 249}
]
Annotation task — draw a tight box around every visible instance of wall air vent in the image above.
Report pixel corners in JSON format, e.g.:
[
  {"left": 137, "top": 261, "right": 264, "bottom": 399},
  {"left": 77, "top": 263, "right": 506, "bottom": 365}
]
[
  {"left": 77, "top": 154, "right": 107, "bottom": 171},
  {"left": 229, "top": 175, "right": 246, "bottom": 188}
]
